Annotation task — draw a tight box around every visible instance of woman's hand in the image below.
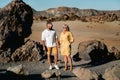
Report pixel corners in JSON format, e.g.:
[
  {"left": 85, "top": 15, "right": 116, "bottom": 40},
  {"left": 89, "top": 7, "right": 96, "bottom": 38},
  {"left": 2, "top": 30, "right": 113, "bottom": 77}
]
[{"left": 57, "top": 43, "right": 60, "bottom": 48}]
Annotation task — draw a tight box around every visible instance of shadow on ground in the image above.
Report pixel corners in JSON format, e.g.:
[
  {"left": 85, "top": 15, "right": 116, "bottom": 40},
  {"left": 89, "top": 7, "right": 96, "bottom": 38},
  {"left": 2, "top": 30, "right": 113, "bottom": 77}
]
[{"left": 0, "top": 70, "right": 45, "bottom": 80}]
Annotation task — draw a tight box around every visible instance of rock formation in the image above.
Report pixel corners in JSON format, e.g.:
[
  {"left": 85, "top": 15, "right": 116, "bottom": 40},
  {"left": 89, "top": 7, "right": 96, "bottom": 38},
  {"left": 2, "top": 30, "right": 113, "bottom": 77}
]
[
  {"left": 41, "top": 70, "right": 61, "bottom": 79},
  {"left": 11, "top": 39, "right": 44, "bottom": 62},
  {"left": 73, "top": 40, "right": 109, "bottom": 64},
  {"left": 73, "top": 67, "right": 99, "bottom": 80},
  {"left": 0, "top": 39, "right": 45, "bottom": 63},
  {"left": 0, "top": 0, "right": 33, "bottom": 52},
  {"left": 103, "top": 65, "right": 120, "bottom": 80},
  {"left": 0, "top": 0, "right": 44, "bottom": 63},
  {"left": 7, "top": 64, "right": 29, "bottom": 75}
]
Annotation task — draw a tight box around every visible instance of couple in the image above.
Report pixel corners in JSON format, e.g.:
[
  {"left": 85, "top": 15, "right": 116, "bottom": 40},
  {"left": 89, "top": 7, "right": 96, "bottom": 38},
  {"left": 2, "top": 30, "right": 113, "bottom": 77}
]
[{"left": 41, "top": 22, "right": 74, "bottom": 71}]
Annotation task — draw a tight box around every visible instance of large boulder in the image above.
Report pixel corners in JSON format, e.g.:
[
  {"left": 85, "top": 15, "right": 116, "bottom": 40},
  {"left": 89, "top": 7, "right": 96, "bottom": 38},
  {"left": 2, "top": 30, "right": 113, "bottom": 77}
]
[
  {"left": 41, "top": 70, "right": 54, "bottom": 79},
  {"left": 41, "top": 69, "right": 61, "bottom": 79},
  {"left": 103, "top": 65, "right": 120, "bottom": 80},
  {"left": 11, "top": 39, "right": 44, "bottom": 62},
  {"left": 0, "top": 0, "right": 33, "bottom": 52},
  {"left": 7, "top": 64, "right": 29, "bottom": 75},
  {"left": 0, "top": 39, "right": 45, "bottom": 63},
  {"left": 73, "top": 67, "right": 99, "bottom": 80},
  {"left": 73, "top": 40, "right": 109, "bottom": 64}
]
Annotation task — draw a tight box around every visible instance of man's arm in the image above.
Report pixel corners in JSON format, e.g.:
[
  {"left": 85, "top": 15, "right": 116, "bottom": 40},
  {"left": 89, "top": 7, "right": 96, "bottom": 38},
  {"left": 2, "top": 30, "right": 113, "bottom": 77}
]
[
  {"left": 56, "top": 38, "right": 60, "bottom": 48},
  {"left": 41, "top": 31, "right": 46, "bottom": 51},
  {"left": 42, "top": 40, "right": 46, "bottom": 51}
]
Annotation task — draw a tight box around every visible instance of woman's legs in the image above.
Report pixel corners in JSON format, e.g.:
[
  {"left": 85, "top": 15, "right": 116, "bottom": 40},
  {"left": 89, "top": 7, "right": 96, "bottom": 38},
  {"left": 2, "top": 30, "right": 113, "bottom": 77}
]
[
  {"left": 68, "top": 56, "right": 73, "bottom": 71},
  {"left": 64, "top": 55, "right": 68, "bottom": 71}
]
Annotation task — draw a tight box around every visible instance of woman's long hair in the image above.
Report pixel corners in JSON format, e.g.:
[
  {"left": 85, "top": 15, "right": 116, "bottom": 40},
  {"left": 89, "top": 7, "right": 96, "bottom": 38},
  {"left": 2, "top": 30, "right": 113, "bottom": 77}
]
[{"left": 64, "top": 24, "right": 70, "bottom": 31}]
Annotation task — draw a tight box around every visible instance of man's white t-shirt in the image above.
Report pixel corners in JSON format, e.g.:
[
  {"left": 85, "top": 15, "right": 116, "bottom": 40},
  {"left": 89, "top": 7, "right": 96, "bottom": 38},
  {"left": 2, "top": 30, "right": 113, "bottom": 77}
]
[{"left": 42, "top": 29, "right": 58, "bottom": 47}]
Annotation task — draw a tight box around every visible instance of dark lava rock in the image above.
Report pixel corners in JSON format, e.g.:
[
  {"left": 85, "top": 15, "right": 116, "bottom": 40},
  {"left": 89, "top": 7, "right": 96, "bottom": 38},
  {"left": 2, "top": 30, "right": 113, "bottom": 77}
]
[
  {"left": 0, "top": 0, "right": 33, "bottom": 52},
  {"left": 73, "top": 40, "right": 109, "bottom": 64},
  {"left": 11, "top": 39, "right": 44, "bottom": 62}
]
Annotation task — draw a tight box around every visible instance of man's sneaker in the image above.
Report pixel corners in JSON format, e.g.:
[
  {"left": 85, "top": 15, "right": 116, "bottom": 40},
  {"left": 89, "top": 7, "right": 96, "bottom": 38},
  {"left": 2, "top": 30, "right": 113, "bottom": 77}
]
[
  {"left": 49, "top": 65, "right": 52, "bottom": 70},
  {"left": 54, "top": 65, "right": 59, "bottom": 70}
]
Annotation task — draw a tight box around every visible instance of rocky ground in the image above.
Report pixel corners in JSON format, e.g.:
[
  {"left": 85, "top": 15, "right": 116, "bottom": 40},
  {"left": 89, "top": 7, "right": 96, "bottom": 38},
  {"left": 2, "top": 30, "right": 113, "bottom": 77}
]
[
  {"left": 0, "top": 58, "right": 120, "bottom": 80},
  {"left": 0, "top": 21, "right": 120, "bottom": 80},
  {"left": 0, "top": 20, "right": 120, "bottom": 80}
]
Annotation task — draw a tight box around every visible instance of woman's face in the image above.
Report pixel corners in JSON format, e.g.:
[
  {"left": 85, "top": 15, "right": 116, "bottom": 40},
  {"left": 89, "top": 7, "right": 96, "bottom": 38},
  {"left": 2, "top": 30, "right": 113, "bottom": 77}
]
[{"left": 63, "top": 26, "right": 67, "bottom": 31}]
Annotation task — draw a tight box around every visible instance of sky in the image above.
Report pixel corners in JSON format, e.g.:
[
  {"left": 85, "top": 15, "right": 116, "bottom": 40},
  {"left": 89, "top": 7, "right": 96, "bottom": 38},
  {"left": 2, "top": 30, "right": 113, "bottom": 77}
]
[{"left": 0, "top": 0, "right": 120, "bottom": 11}]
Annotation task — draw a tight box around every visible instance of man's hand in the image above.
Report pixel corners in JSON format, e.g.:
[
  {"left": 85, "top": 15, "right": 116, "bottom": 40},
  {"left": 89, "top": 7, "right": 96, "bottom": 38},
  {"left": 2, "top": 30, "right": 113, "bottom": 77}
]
[
  {"left": 57, "top": 44, "right": 60, "bottom": 48},
  {"left": 42, "top": 40, "right": 46, "bottom": 51},
  {"left": 43, "top": 46, "right": 46, "bottom": 51},
  {"left": 56, "top": 38, "right": 60, "bottom": 48}
]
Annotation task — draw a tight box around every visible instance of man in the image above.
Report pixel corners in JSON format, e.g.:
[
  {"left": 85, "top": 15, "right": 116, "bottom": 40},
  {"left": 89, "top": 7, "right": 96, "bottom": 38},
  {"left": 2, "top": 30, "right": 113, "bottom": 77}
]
[{"left": 41, "top": 22, "right": 59, "bottom": 70}]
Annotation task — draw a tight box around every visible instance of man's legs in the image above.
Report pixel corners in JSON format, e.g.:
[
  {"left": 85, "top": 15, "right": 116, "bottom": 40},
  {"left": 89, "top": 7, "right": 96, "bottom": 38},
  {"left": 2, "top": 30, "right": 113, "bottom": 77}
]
[
  {"left": 53, "top": 46, "right": 59, "bottom": 69},
  {"left": 47, "top": 47, "right": 52, "bottom": 69},
  {"left": 54, "top": 54, "right": 58, "bottom": 65},
  {"left": 47, "top": 54, "right": 51, "bottom": 65}
]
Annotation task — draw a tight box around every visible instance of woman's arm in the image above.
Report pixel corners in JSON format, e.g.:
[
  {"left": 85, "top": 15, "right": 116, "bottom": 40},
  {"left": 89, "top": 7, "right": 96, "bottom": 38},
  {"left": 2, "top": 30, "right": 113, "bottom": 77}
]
[{"left": 69, "top": 32, "right": 74, "bottom": 44}]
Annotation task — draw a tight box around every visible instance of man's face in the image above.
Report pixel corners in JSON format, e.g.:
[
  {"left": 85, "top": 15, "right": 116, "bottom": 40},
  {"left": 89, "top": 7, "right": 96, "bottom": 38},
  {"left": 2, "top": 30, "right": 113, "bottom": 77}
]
[{"left": 47, "top": 23, "right": 52, "bottom": 30}]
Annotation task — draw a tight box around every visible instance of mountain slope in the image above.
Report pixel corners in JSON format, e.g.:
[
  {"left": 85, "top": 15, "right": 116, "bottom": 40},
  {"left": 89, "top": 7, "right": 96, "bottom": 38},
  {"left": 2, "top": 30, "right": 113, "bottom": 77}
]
[
  {"left": 32, "top": 6, "right": 120, "bottom": 22},
  {"left": 34, "top": 6, "right": 120, "bottom": 17}
]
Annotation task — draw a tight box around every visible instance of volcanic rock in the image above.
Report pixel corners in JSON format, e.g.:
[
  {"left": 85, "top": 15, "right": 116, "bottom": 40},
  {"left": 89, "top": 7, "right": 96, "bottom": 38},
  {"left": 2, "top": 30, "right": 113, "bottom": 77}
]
[
  {"left": 73, "top": 40, "right": 109, "bottom": 64},
  {"left": 73, "top": 67, "right": 99, "bottom": 80},
  {"left": 0, "top": 0, "right": 33, "bottom": 52},
  {"left": 7, "top": 64, "right": 29, "bottom": 75},
  {"left": 41, "top": 69, "right": 61, "bottom": 79},
  {"left": 103, "top": 65, "right": 120, "bottom": 80},
  {"left": 0, "top": 49, "right": 11, "bottom": 63},
  {"left": 11, "top": 39, "right": 44, "bottom": 62}
]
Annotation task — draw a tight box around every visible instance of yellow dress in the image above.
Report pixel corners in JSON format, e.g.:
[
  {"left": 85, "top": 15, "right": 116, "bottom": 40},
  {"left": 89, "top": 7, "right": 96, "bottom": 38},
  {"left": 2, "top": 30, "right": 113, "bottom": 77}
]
[{"left": 60, "top": 31, "right": 74, "bottom": 56}]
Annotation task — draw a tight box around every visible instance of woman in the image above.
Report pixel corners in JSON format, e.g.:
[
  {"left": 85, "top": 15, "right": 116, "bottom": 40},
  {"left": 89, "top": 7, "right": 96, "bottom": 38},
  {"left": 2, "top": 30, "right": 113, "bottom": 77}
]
[{"left": 60, "top": 24, "right": 74, "bottom": 71}]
